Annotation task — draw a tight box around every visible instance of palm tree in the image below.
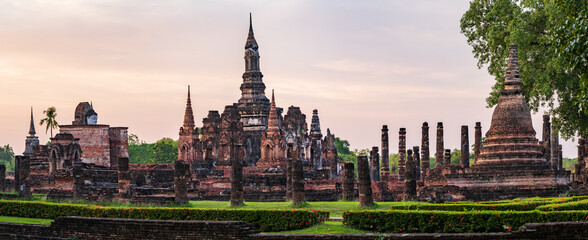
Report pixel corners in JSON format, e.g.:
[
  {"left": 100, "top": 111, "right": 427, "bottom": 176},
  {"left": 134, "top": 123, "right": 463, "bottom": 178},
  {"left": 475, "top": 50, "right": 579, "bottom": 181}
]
[{"left": 39, "top": 107, "right": 59, "bottom": 138}]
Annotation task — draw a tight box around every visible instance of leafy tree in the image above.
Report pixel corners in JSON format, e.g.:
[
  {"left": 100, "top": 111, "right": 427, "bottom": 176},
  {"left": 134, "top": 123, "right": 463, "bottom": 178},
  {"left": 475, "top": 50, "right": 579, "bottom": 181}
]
[
  {"left": 562, "top": 157, "right": 578, "bottom": 172},
  {"left": 334, "top": 137, "right": 351, "bottom": 155},
  {"left": 0, "top": 145, "right": 15, "bottom": 172},
  {"left": 460, "top": 0, "right": 587, "bottom": 138},
  {"left": 39, "top": 107, "right": 59, "bottom": 138},
  {"left": 153, "top": 138, "right": 179, "bottom": 164},
  {"left": 128, "top": 134, "right": 155, "bottom": 164}
]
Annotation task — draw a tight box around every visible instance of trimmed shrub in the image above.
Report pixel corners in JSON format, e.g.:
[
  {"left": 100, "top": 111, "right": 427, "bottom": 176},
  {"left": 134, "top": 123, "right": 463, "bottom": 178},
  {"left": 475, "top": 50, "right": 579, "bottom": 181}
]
[
  {"left": 0, "top": 200, "right": 328, "bottom": 232},
  {"left": 390, "top": 202, "right": 547, "bottom": 211},
  {"left": 390, "top": 196, "right": 588, "bottom": 212},
  {"left": 343, "top": 210, "right": 588, "bottom": 233},
  {"left": 536, "top": 199, "right": 588, "bottom": 211}
]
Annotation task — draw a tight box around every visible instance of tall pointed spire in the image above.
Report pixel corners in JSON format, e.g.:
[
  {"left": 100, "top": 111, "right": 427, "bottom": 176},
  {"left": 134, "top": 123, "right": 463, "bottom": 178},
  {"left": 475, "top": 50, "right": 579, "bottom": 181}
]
[
  {"left": 245, "top": 13, "right": 258, "bottom": 50},
  {"left": 504, "top": 44, "right": 522, "bottom": 90},
  {"left": 183, "top": 85, "right": 195, "bottom": 129},
  {"left": 28, "top": 107, "right": 36, "bottom": 135},
  {"left": 267, "top": 89, "right": 280, "bottom": 132}
]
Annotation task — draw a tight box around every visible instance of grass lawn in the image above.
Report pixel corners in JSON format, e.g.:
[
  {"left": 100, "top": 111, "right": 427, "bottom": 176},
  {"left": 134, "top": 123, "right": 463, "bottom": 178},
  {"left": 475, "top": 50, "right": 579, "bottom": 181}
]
[
  {"left": 0, "top": 216, "right": 53, "bottom": 225},
  {"left": 265, "top": 221, "right": 375, "bottom": 234},
  {"left": 188, "top": 201, "right": 406, "bottom": 217}
]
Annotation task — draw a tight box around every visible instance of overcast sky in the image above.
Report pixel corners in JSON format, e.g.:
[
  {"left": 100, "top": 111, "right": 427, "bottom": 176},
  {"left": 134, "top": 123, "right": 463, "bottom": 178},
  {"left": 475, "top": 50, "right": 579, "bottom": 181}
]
[{"left": 0, "top": 0, "right": 579, "bottom": 158}]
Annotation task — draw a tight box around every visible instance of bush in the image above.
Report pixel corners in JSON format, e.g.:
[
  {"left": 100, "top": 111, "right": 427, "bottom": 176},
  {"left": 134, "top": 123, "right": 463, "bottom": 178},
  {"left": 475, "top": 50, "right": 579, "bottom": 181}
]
[
  {"left": 536, "top": 199, "right": 588, "bottom": 211},
  {"left": 390, "top": 196, "right": 588, "bottom": 212},
  {"left": 0, "top": 200, "right": 328, "bottom": 232},
  {"left": 343, "top": 210, "right": 588, "bottom": 233},
  {"left": 390, "top": 202, "right": 547, "bottom": 211}
]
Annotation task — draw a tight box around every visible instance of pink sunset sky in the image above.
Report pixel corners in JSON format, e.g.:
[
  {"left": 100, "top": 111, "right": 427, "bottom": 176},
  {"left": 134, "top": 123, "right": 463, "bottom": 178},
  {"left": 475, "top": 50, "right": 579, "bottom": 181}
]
[{"left": 0, "top": 0, "right": 579, "bottom": 158}]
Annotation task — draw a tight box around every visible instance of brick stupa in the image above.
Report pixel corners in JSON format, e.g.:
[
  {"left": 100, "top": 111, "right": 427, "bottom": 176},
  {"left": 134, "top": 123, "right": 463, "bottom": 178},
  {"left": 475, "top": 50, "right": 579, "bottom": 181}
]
[{"left": 440, "top": 45, "right": 570, "bottom": 200}]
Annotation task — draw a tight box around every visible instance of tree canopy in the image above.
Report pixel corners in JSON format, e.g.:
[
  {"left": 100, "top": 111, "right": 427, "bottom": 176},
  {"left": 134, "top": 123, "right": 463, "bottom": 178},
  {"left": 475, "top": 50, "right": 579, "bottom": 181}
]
[
  {"left": 128, "top": 134, "right": 178, "bottom": 164},
  {"left": 0, "top": 144, "right": 15, "bottom": 172},
  {"left": 460, "top": 0, "right": 587, "bottom": 138}
]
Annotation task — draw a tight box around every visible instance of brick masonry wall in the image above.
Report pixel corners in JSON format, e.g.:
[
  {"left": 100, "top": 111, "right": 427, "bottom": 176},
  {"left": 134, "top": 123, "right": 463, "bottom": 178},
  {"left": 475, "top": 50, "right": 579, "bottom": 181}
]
[{"left": 60, "top": 125, "right": 111, "bottom": 166}]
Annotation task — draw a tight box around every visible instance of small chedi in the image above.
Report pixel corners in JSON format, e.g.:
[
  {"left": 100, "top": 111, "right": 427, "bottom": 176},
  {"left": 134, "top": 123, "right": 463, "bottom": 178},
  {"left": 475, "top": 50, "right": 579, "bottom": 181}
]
[{"left": 3, "top": 19, "right": 585, "bottom": 203}]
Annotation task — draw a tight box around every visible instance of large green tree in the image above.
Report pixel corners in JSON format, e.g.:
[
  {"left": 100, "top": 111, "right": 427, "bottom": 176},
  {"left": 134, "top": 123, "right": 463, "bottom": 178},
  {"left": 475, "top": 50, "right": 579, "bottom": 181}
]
[
  {"left": 39, "top": 107, "right": 59, "bottom": 138},
  {"left": 152, "top": 138, "right": 179, "bottom": 164},
  {"left": 0, "top": 144, "right": 15, "bottom": 172},
  {"left": 460, "top": 0, "right": 587, "bottom": 138}
]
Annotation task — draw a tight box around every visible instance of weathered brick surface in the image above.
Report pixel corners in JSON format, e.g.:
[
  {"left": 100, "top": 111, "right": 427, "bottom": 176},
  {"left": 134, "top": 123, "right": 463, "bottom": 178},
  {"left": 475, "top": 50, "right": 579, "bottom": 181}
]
[
  {"left": 343, "top": 162, "right": 355, "bottom": 201},
  {"left": 357, "top": 156, "right": 373, "bottom": 207},
  {"left": 59, "top": 125, "right": 111, "bottom": 166}
]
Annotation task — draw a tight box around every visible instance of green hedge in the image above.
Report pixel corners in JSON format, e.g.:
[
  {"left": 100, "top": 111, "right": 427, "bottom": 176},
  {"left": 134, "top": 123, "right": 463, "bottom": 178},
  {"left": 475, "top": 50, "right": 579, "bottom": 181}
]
[
  {"left": 390, "top": 202, "right": 551, "bottom": 211},
  {"left": 536, "top": 199, "right": 588, "bottom": 211},
  {"left": 0, "top": 200, "right": 328, "bottom": 232},
  {"left": 343, "top": 210, "right": 588, "bottom": 233},
  {"left": 390, "top": 196, "right": 588, "bottom": 212}
]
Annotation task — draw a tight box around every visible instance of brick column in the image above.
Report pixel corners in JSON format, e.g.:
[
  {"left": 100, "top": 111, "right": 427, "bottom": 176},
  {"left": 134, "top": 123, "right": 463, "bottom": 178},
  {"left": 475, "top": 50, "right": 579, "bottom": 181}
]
[
  {"left": 14, "top": 156, "right": 19, "bottom": 193},
  {"left": 436, "top": 122, "right": 444, "bottom": 168},
  {"left": 230, "top": 145, "right": 244, "bottom": 207},
  {"left": 558, "top": 144, "right": 563, "bottom": 171},
  {"left": 286, "top": 147, "right": 293, "bottom": 202},
  {"left": 0, "top": 164, "right": 5, "bottom": 192},
  {"left": 404, "top": 149, "right": 417, "bottom": 201},
  {"left": 73, "top": 162, "right": 84, "bottom": 201},
  {"left": 421, "top": 122, "right": 429, "bottom": 180},
  {"left": 444, "top": 149, "right": 451, "bottom": 166},
  {"left": 381, "top": 125, "right": 390, "bottom": 180},
  {"left": 118, "top": 157, "right": 131, "bottom": 201},
  {"left": 543, "top": 115, "right": 551, "bottom": 166},
  {"left": 292, "top": 158, "right": 305, "bottom": 205},
  {"left": 370, "top": 147, "right": 380, "bottom": 181},
  {"left": 174, "top": 160, "right": 189, "bottom": 205},
  {"left": 474, "top": 122, "right": 482, "bottom": 163},
  {"left": 576, "top": 137, "right": 585, "bottom": 182},
  {"left": 461, "top": 125, "right": 470, "bottom": 168},
  {"left": 551, "top": 124, "right": 559, "bottom": 169},
  {"left": 398, "top": 128, "right": 406, "bottom": 181},
  {"left": 343, "top": 162, "right": 355, "bottom": 201},
  {"left": 357, "top": 156, "right": 373, "bottom": 207},
  {"left": 413, "top": 146, "right": 420, "bottom": 181},
  {"left": 15, "top": 156, "right": 30, "bottom": 198}
]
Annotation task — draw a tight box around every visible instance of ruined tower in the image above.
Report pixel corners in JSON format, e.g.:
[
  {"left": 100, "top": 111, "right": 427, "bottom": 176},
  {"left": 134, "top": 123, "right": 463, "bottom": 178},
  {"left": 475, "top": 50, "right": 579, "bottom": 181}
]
[
  {"left": 310, "top": 109, "right": 323, "bottom": 170},
  {"left": 259, "top": 90, "right": 287, "bottom": 168},
  {"left": 178, "top": 86, "right": 201, "bottom": 170},
  {"left": 237, "top": 14, "right": 271, "bottom": 166},
  {"left": 201, "top": 111, "right": 221, "bottom": 163},
  {"left": 23, "top": 107, "right": 39, "bottom": 156}
]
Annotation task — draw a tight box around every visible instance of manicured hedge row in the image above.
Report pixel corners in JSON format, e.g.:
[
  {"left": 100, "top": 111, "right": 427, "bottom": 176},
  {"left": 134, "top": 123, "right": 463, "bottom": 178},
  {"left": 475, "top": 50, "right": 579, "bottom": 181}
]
[
  {"left": 0, "top": 200, "right": 328, "bottom": 232},
  {"left": 389, "top": 202, "right": 547, "bottom": 211},
  {"left": 343, "top": 210, "right": 588, "bottom": 233},
  {"left": 536, "top": 199, "right": 588, "bottom": 211},
  {"left": 390, "top": 196, "right": 588, "bottom": 211}
]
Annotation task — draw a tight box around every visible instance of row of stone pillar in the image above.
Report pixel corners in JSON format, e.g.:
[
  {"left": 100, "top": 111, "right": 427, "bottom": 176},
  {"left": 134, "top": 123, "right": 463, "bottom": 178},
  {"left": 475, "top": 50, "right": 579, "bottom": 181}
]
[{"left": 380, "top": 122, "right": 483, "bottom": 179}]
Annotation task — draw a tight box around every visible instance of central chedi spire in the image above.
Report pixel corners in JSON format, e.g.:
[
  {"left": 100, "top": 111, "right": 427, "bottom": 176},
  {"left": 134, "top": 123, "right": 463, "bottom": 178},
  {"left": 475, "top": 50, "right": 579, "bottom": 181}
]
[
  {"left": 237, "top": 13, "right": 271, "bottom": 165},
  {"left": 475, "top": 44, "right": 547, "bottom": 168}
]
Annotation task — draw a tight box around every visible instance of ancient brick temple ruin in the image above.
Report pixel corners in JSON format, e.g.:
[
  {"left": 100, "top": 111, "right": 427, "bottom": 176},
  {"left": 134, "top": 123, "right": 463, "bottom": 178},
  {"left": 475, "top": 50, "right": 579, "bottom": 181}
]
[
  {"left": 3, "top": 21, "right": 585, "bottom": 204},
  {"left": 2, "top": 15, "right": 347, "bottom": 204}
]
